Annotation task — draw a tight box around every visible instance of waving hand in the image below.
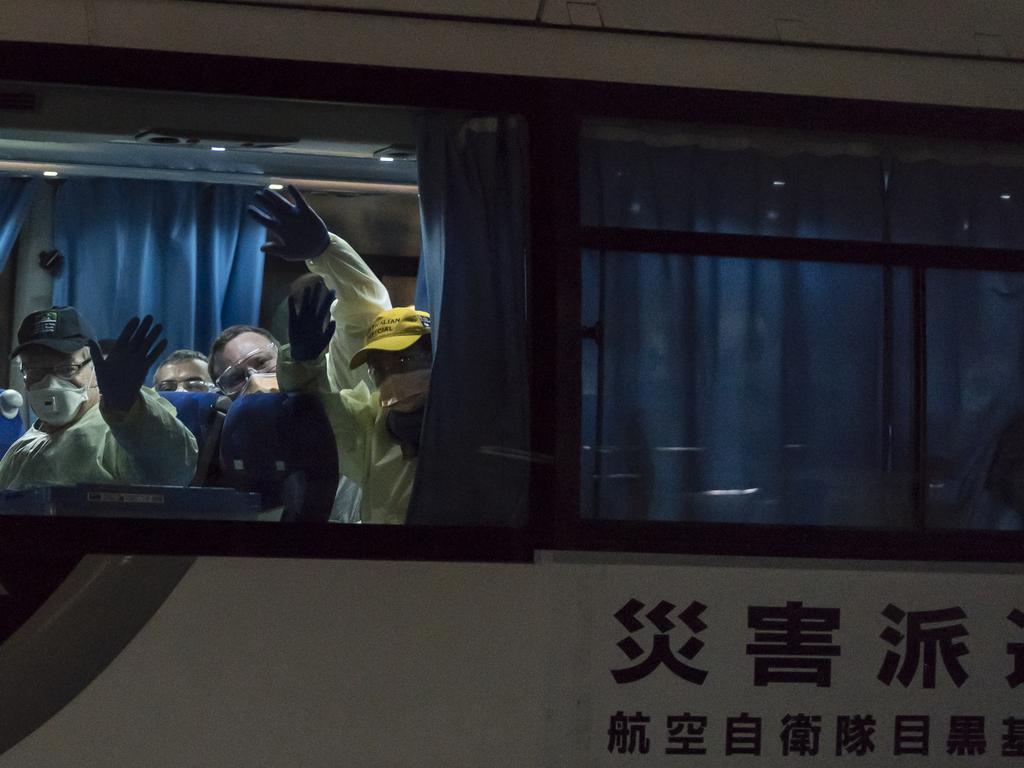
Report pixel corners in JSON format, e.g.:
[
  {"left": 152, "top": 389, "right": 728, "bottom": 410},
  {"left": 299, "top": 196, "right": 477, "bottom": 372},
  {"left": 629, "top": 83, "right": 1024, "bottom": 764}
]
[
  {"left": 89, "top": 316, "right": 167, "bottom": 411},
  {"left": 248, "top": 184, "right": 330, "bottom": 262}
]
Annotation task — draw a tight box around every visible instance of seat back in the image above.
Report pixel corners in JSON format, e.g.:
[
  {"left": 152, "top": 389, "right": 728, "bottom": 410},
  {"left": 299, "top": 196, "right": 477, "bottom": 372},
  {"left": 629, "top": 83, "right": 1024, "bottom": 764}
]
[
  {"left": 157, "top": 391, "right": 229, "bottom": 487},
  {"left": 157, "top": 391, "right": 221, "bottom": 442},
  {"left": 219, "top": 392, "right": 339, "bottom": 522}
]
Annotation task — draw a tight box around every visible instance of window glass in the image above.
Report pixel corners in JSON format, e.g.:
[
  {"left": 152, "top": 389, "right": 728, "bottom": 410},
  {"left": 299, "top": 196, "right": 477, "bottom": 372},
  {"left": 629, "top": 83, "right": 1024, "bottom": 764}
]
[
  {"left": 581, "top": 119, "right": 1024, "bottom": 531},
  {"left": 581, "top": 121, "right": 886, "bottom": 240},
  {"left": 582, "top": 119, "right": 1024, "bottom": 250},
  {"left": 927, "top": 268, "right": 1024, "bottom": 531},
  {"left": 582, "top": 249, "right": 915, "bottom": 527},
  {"left": 889, "top": 160, "right": 1024, "bottom": 249},
  {"left": 0, "top": 82, "right": 529, "bottom": 527}
]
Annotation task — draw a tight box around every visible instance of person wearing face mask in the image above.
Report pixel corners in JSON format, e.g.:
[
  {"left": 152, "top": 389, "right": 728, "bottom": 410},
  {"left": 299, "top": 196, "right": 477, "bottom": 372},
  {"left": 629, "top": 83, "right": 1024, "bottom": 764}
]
[
  {"left": 280, "top": 298, "right": 431, "bottom": 525},
  {"left": 351, "top": 308, "right": 432, "bottom": 457},
  {"left": 0, "top": 307, "right": 198, "bottom": 490},
  {"left": 248, "top": 185, "right": 423, "bottom": 524}
]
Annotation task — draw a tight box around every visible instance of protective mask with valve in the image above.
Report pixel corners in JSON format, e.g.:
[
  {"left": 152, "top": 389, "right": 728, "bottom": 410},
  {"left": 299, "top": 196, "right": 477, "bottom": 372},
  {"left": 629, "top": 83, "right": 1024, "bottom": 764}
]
[
  {"left": 239, "top": 372, "right": 280, "bottom": 397},
  {"left": 27, "top": 375, "right": 91, "bottom": 427}
]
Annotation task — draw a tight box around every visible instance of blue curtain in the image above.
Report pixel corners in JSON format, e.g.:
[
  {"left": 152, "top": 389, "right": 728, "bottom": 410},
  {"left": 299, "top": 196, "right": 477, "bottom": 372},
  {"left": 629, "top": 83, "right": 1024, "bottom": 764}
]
[
  {"left": 0, "top": 177, "right": 40, "bottom": 273},
  {"left": 408, "top": 114, "right": 530, "bottom": 526},
  {"left": 53, "top": 179, "right": 265, "bottom": 361},
  {"left": 581, "top": 137, "right": 910, "bottom": 526},
  {"left": 889, "top": 160, "right": 1024, "bottom": 530}
]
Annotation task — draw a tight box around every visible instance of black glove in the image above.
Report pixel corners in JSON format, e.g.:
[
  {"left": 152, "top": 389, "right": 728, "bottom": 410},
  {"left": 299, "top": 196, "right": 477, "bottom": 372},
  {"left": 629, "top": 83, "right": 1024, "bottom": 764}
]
[
  {"left": 289, "top": 283, "right": 336, "bottom": 361},
  {"left": 89, "top": 316, "right": 167, "bottom": 412},
  {"left": 248, "top": 184, "right": 330, "bottom": 262}
]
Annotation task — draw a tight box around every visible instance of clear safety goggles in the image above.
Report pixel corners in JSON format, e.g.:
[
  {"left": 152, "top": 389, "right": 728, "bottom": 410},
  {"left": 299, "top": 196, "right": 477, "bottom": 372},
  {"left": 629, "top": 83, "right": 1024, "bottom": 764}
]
[
  {"left": 215, "top": 344, "right": 278, "bottom": 395},
  {"left": 156, "top": 377, "right": 216, "bottom": 393}
]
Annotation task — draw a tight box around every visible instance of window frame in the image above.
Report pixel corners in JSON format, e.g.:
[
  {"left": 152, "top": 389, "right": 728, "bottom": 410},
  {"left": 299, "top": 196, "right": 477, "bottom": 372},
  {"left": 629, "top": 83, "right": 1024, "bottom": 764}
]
[
  {"left": 545, "top": 93, "right": 1024, "bottom": 561},
  {"left": 2, "top": 41, "right": 1024, "bottom": 563}
]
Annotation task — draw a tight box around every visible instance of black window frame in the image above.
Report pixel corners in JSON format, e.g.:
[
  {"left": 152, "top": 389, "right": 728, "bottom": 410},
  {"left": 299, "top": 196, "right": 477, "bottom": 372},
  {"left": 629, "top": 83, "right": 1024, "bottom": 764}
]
[
  {"left": 2, "top": 42, "right": 1024, "bottom": 564},
  {"left": 555, "top": 90, "right": 1024, "bottom": 562}
]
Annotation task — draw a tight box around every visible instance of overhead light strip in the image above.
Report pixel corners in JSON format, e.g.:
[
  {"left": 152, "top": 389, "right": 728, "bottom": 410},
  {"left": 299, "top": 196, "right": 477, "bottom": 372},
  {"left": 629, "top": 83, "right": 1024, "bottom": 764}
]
[{"left": 0, "top": 161, "right": 419, "bottom": 195}]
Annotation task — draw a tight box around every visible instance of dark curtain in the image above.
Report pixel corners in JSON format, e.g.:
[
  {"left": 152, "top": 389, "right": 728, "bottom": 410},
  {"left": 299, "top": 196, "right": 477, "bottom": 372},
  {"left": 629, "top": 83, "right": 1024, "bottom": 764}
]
[
  {"left": 409, "top": 114, "right": 530, "bottom": 526},
  {"left": 890, "top": 160, "right": 1024, "bottom": 530},
  {"left": 580, "top": 136, "right": 914, "bottom": 526}
]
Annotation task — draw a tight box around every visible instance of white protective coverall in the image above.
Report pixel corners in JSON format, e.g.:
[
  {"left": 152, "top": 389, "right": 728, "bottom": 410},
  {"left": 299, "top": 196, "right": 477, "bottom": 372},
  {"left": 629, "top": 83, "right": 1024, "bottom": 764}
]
[
  {"left": 277, "top": 234, "right": 418, "bottom": 525},
  {"left": 0, "top": 387, "right": 198, "bottom": 490}
]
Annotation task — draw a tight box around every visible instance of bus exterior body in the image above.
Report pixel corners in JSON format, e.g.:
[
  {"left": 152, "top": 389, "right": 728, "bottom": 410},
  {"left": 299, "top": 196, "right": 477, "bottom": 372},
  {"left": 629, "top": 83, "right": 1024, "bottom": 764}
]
[{"left": 0, "top": 2, "right": 1023, "bottom": 765}]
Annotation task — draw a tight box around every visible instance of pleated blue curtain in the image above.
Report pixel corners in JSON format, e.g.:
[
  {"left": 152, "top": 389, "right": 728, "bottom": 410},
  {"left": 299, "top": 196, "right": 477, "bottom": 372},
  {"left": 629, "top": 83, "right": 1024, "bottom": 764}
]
[
  {"left": 52, "top": 179, "right": 265, "bottom": 361},
  {"left": 409, "top": 114, "right": 530, "bottom": 526},
  {"left": 580, "top": 136, "right": 906, "bottom": 525},
  {"left": 0, "top": 177, "right": 40, "bottom": 273},
  {"left": 889, "top": 160, "right": 1024, "bottom": 529}
]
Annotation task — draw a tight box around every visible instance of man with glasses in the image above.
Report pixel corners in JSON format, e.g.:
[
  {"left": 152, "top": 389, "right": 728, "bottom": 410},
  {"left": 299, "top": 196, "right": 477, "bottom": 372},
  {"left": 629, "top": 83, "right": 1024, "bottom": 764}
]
[
  {"left": 207, "top": 325, "right": 280, "bottom": 399},
  {"left": 0, "top": 306, "right": 198, "bottom": 489},
  {"left": 153, "top": 349, "right": 215, "bottom": 393}
]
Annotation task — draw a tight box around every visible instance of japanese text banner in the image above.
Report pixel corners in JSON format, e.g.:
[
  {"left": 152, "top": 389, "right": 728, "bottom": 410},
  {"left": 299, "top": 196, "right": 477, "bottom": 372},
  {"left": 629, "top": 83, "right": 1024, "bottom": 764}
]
[{"left": 539, "top": 555, "right": 1024, "bottom": 766}]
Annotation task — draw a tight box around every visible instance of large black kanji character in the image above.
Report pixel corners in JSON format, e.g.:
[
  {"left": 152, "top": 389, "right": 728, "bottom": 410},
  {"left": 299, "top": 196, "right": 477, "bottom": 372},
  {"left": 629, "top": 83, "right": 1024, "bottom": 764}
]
[
  {"left": 836, "top": 714, "right": 876, "bottom": 756},
  {"left": 1006, "top": 608, "right": 1024, "bottom": 688},
  {"left": 611, "top": 598, "right": 708, "bottom": 684},
  {"left": 877, "top": 604, "right": 969, "bottom": 688},
  {"left": 746, "top": 600, "right": 841, "bottom": 686},
  {"left": 946, "top": 715, "right": 985, "bottom": 756},
  {"left": 607, "top": 710, "right": 651, "bottom": 754}
]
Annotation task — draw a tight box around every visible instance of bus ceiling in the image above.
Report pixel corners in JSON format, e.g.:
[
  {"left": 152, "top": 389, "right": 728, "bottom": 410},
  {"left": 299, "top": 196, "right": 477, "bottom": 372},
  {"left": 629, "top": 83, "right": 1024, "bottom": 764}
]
[{"left": 0, "top": 82, "right": 419, "bottom": 194}]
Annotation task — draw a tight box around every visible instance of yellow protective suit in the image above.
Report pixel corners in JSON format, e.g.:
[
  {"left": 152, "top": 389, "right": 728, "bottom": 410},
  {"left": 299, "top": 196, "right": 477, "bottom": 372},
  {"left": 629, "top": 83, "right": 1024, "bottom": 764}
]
[
  {"left": 0, "top": 387, "right": 198, "bottom": 490},
  {"left": 278, "top": 234, "right": 417, "bottom": 525}
]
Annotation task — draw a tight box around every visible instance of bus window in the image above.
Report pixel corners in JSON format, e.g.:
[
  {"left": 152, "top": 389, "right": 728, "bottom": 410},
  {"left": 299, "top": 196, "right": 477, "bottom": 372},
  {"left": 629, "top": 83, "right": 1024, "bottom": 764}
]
[
  {"left": 581, "top": 118, "right": 1024, "bottom": 530},
  {"left": 926, "top": 268, "right": 1024, "bottom": 531},
  {"left": 581, "top": 120, "right": 887, "bottom": 242},
  {"left": 0, "top": 83, "right": 529, "bottom": 527},
  {"left": 891, "top": 158, "right": 1024, "bottom": 527},
  {"left": 582, "top": 248, "right": 915, "bottom": 527}
]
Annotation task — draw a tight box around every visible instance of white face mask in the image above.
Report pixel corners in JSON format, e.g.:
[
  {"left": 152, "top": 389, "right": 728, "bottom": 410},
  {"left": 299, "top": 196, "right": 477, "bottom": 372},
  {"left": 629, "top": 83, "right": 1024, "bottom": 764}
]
[{"left": 27, "top": 375, "right": 91, "bottom": 427}]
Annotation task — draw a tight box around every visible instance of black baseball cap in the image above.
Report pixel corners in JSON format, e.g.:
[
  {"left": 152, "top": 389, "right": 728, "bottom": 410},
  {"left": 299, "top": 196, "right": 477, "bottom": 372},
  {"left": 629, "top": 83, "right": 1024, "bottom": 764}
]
[{"left": 10, "top": 306, "right": 95, "bottom": 359}]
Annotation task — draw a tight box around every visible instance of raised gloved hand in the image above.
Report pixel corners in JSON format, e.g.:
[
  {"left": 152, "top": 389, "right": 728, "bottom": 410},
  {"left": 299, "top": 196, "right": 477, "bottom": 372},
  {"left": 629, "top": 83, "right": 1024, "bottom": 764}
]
[
  {"left": 89, "top": 315, "right": 167, "bottom": 412},
  {"left": 289, "top": 283, "right": 336, "bottom": 361},
  {"left": 247, "top": 184, "right": 330, "bottom": 262}
]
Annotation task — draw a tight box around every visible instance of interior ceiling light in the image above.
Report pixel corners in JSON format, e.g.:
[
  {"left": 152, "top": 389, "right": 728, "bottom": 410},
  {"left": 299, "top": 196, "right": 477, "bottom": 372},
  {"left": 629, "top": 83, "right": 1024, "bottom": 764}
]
[
  {"left": 373, "top": 144, "right": 416, "bottom": 162},
  {"left": 42, "top": 170, "right": 58, "bottom": 177},
  {"left": 210, "top": 146, "right": 227, "bottom": 152},
  {"left": 268, "top": 184, "right": 284, "bottom": 190}
]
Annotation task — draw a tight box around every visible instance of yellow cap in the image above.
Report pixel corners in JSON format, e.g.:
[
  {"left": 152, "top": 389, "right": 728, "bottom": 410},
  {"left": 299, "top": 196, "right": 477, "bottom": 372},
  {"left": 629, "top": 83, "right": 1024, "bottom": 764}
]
[{"left": 349, "top": 306, "right": 431, "bottom": 369}]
